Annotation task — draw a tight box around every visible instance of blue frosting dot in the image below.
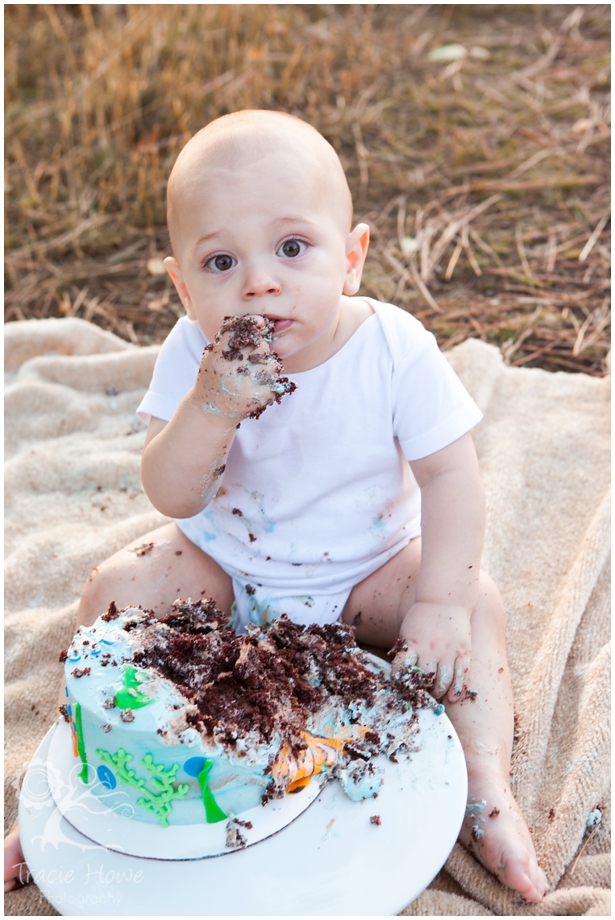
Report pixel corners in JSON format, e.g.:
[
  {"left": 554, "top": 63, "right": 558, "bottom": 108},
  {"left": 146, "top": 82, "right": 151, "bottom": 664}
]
[
  {"left": 97, "top": 765, "right": 117, "bottom": 790},
  {"left": 91, "top": 648, "right": 102, "bottom": 656},
  {"left": 69, "top": 652, "right": 81, "bottom": 662},
  {"left": 183, "top": 757, "right": 207, "bottom": 777}
]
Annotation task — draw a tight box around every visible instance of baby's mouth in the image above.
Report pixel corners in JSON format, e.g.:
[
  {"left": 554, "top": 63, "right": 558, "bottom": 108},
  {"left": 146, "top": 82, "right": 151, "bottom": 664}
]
[{"left": 266, "top": 317, "right": 293, "bottom": 337}]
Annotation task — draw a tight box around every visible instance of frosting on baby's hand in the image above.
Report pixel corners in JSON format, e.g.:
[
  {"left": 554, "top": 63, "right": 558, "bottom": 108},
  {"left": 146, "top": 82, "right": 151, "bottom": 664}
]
[{"left": 194, "top": 315, "right": 296, "bottom": 423}]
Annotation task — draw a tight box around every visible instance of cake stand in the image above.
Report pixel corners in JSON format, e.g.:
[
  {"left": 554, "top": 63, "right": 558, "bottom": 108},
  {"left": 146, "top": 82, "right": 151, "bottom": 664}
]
[{"left": 19, "top": 699, "right": 467, "bottom": 915}]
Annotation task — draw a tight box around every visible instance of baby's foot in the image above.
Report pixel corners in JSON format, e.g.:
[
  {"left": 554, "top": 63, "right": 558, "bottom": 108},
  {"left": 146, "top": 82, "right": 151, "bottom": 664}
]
[
  {"left": 4, "top": 823, "right": 28, "bottom": 893},
  {"left": 459, "top": 769, "right": 549, "bottom": 904}
]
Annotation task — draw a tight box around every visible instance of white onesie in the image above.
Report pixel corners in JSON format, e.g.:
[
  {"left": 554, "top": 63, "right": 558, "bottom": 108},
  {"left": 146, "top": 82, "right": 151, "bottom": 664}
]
[{"left": 137, "top": 299, "right": 482, "bottom": 632}]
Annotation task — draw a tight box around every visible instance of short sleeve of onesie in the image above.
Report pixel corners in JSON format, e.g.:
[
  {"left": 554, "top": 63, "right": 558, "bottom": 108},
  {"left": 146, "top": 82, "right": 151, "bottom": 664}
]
[
  {"left": 137, "top": 317, "right": 207, "bottom": 423},
  {"left": 373, "top": 302, "right": 482, "bottom": 460}
]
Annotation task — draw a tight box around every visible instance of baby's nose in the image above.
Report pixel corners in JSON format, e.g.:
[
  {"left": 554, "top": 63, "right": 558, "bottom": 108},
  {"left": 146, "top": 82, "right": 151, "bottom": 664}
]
[{"left": 242, "top": 266, "right": 281, "bottom": 300}]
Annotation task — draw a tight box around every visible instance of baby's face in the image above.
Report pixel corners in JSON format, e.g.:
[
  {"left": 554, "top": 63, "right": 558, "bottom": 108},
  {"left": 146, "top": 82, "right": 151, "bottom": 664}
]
[{"left": 165, "top": 149, "right": 368, "bottom": 373}]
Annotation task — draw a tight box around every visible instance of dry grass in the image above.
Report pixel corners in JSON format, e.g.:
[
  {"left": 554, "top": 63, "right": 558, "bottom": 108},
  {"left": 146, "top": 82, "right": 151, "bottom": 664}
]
[{"left": 5, "top": 4, "right": 610, "bottom": 374}]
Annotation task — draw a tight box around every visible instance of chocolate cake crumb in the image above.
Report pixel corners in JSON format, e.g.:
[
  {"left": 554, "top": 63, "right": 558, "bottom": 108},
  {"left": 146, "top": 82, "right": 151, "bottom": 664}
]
[
  {"left": 225, "top": 814, "right": 250, "bottom": 849},
  {"left": 370, "top": 815, "right": 382, "bottom": 826},
  {"left": 548, "top": 807, "right": 555, "bottom": 820},
  {"left": 102, "top": 601, "right": 119, "bottom": 621},
  {"left": 232, "top": 508, "right": 243, "bottom": 516},
  {"left": 71, "top": 667, "right": 91, "bottom": 678},
  {"left": 248, "top": 533, "right": 257, "bottom": 542},
  {"left": 102, "top": 723, "right": 112, "bottom": 733},
  {"left": 217, "top": 315, "right": 272, "bottom": 360},
  {"left": 213, "top": 465, "right": 226, "bottom": 477},
  {"left": 59, "top": 649, "right": 68, "bottom": 663},
  {"left": 119, "top": 709, "right": 135, "bottom": 722},
  {"left": 133, "top": 542, "right": 155, "bottom": 557},
  {"left": 118, "top": 602, "right": 420, "bottom": 758},
  {"left": 234, "top": 817, "right": 253, "bottom": 829},
  {"left": 59, "top": 704, "right": 70, "bottom": 722},
  {"left": 489, "top": 807, "right": 500, "bottom": 818},
  {"left": 245, "top": 584, "right": 256, "bottom": 595},
  {"left": 388, "top": 637, "right": 409, "bottom": 658},
  {"left": 103, "top": 697, "right": 116, "bottom": 709}
]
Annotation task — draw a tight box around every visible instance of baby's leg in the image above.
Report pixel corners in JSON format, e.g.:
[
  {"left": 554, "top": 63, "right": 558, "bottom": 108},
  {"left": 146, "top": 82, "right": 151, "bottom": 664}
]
[
  {"left": 4, "top": 826, "right": 25, "bottom": 893},
  {"left": 4, "top": 522, "right": 234, "bottom": 891},
  {"left": 342, "top": 540, "right": 549, "bottom": 903},
  {"left": 77, "top": 521, "right": 234, "bottom": 627},
  {"left": 444, "top": 578, "right": 549, "bottom": 903}
]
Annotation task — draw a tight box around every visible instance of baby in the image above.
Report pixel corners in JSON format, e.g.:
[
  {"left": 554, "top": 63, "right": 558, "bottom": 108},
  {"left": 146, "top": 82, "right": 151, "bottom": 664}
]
[{"left": 5, "top": 110, "right": 548, "bottom": 903}]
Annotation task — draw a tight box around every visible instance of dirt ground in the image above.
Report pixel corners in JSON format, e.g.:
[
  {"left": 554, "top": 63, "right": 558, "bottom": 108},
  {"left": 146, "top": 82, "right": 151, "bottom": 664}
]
[{"left": 5, "top": 4, "right": 610, "bottom": 374}]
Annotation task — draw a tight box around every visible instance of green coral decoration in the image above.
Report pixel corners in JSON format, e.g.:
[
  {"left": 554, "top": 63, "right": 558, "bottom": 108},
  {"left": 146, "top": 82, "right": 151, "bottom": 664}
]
[
  {"left": 197, "top": 760, "right": 228, "bottom": 823},
  {"left": 96, "top": 747, "right": 189, "bottom": 827},
  {"left": 114, "top": 666, "right": 154, "bottom": 710},
  {"left": 73, "top": 702, "right": 88, "bottom": 781}
]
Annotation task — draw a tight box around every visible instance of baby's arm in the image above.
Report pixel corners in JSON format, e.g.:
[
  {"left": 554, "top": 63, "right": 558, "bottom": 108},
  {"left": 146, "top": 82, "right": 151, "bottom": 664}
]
[
  {"left": 141, "top": 315, "right": 294, "bottom": 519},
  {"left": 395, "top": 432, "right": 486, "bottom": 702}
]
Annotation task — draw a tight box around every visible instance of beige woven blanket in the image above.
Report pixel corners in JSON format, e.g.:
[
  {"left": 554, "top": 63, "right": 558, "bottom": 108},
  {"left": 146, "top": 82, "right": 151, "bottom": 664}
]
[{"left": 5, "top": 317, "right": 610, "bottom": 916}]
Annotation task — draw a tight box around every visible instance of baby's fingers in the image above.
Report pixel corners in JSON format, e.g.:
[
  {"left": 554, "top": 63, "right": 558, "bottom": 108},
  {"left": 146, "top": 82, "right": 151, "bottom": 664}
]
[
  {"left": 447, "top": 655, "right": 471, "bottom": 703},
  {"left": 216, "top": 314, "right": 271, "bottom": 356},
  {"left": 391, "top": 650, "right": 418, "bottom": 681},
  {"left": 434, "top": 662, "right": 456, "bottom": 700}
]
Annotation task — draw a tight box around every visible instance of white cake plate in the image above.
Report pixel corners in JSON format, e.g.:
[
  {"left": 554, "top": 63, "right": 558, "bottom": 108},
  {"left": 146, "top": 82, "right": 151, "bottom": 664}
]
[
  {"left": 19, "top": 700, "right": 467, "bottom": 916},
  {"left": 46, "top": 719, "right": 325, "bottom": 859}
]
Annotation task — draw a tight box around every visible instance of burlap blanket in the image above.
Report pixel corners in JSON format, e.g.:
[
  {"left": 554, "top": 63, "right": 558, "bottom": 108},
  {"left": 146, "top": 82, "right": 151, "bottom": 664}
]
[{"left": 5, "top": 317, "right": 610, "bottom": 916}]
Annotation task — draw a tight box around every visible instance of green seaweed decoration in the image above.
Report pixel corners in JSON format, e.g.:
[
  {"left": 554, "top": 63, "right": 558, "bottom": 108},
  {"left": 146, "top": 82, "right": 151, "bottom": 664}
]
[
  {"left": 96, "top": 748, "right": 189, "bottom": 827},
  {"left": 73, "top": 703, "right": 88, "bottom": 782},
  {"left": 197, "top": 760, "right": 227, "bottom": 823},
  {"left": 114, "top": 666, "right": 154, "bottom": 710}
]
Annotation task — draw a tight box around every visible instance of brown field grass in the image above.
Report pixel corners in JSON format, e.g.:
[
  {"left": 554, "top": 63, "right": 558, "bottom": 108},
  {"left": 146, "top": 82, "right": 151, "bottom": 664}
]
[{"left": 5, "top": 4, "right": 610, "bottom": 374}]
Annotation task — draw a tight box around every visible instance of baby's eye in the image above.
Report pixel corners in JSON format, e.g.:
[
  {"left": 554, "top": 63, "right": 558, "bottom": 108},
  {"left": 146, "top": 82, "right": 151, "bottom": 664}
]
[
  {"left": 205, "top": 253, "right": 236, "bottom": 272},
  {"left": 277, "top": 238, "right": 307, "bottom": 259}
]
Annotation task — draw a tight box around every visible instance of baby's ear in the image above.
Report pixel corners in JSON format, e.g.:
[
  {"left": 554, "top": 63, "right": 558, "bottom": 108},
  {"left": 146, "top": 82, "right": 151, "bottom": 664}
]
[
  {"left": 343, "top": 223, "right": 370, "bottom": 295},
  {"left": 164, "top": 257, "right": 195, "bottom": 319}
]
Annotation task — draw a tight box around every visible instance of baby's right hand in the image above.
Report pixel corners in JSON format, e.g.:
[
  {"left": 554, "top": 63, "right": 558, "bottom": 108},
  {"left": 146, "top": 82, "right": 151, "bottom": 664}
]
[{"left": 193, "top": 315, "right": 296, "bottom": 424}]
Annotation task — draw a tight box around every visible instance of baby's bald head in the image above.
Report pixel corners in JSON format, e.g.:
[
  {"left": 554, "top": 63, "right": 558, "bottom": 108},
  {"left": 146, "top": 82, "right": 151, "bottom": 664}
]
[{"left": 167, "top": 110, "right": 353, "bottom": 257}]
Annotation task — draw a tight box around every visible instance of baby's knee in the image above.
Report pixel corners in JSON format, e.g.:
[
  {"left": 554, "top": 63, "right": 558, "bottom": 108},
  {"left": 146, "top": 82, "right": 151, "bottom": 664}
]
[{"left": 78, "top": 561, "right": 120, "bottom": 626}]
